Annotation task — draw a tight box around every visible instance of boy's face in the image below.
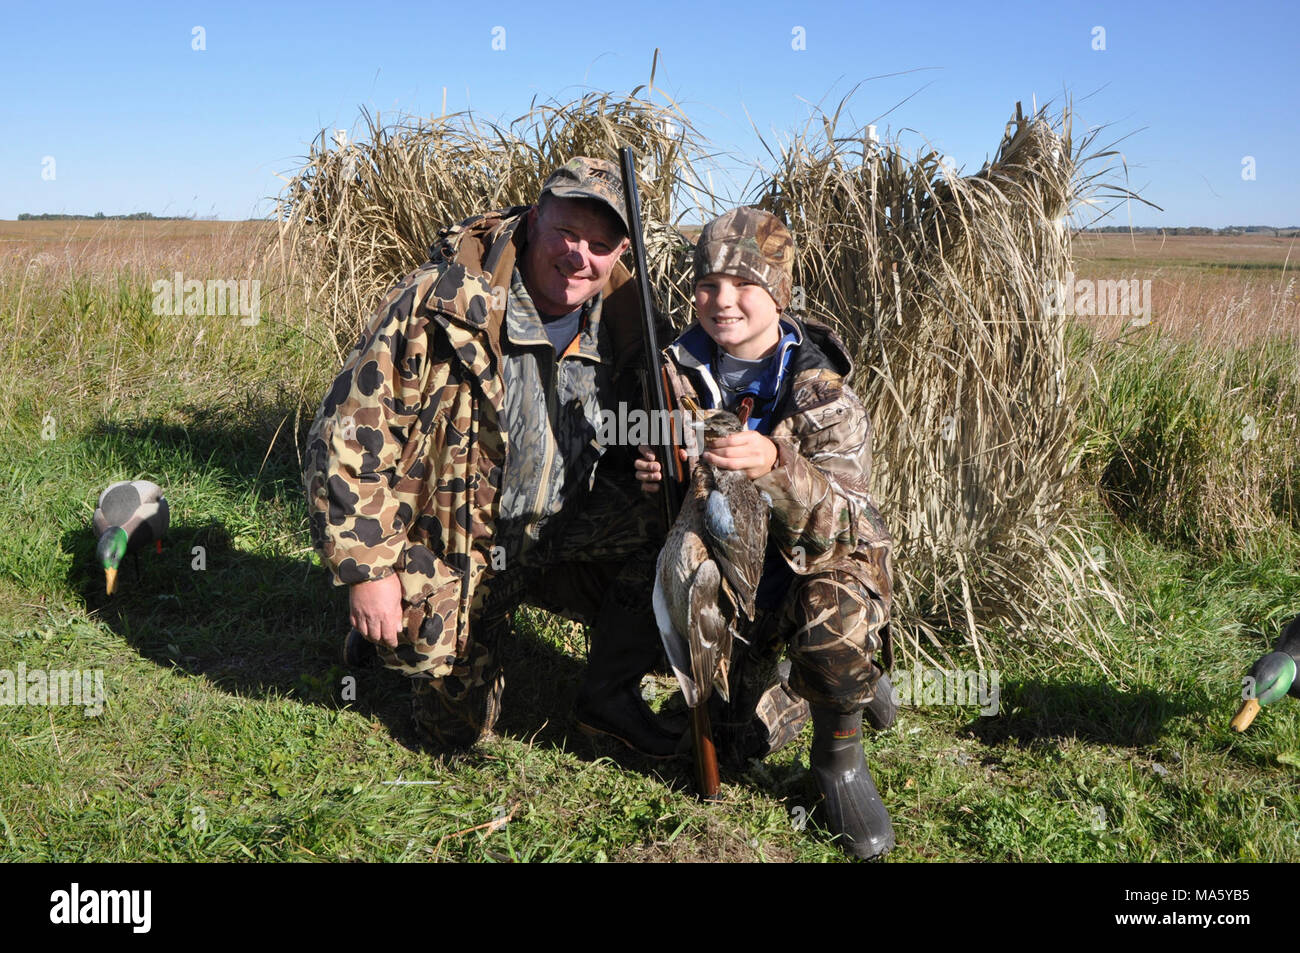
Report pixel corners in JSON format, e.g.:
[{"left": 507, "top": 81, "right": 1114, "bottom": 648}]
[
  {"left": 694, "top": 272, "right": 782, "bottom": 360},
  {"left": 522, "top": 197, "right": 629, "bottom": 317}
]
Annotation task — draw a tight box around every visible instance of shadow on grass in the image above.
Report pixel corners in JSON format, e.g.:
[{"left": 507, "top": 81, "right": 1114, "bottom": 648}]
[
  {"left": 66, "top": 409, "right": 802, "bottom": 800},
  {"left": 64, "top": 509, "right": 702, "bottom": 788},
  {"left": 966, "top": 679, "right": 1197, "bottom": 747}
]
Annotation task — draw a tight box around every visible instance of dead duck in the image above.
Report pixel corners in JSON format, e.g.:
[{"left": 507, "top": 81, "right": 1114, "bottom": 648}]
[
  {"left": 93, "top": 480, "right": 169, "bottom": 594},
  {"left": 653, "top": 402, "right": 767, "bottom": 709},
  {"left": 1231, "top": 614, "right": 1300, "bottom": 731}
]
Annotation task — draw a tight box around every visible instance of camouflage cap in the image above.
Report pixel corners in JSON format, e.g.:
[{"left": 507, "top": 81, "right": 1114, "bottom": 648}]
[
  {"left": 693, "top": 207, "right": 795, "bottom": 310},
  {"left": 539, "top": 157, "right": 628, "bottom": 235}
]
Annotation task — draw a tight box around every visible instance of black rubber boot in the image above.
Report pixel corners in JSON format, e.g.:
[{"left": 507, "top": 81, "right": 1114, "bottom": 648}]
[
  {"left": 863, "top": 670, "right": 898, "bottom": 731},
  {"left": 575, "top": 686, "right": 685, "bottom": 760},
  {"left": 343, "top": 627, "right": 378, "bottom": 668},
  {"left": 574, "top": 598, "right": 684, "bottom": 760},
  {"left": 810, "top": 706, "right": 895, "bottom": 860}
]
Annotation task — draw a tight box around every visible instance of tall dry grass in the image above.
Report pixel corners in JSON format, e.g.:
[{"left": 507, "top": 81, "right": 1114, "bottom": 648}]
[{"left": 273, "top": 90, "right": 711, "bottom": 367}]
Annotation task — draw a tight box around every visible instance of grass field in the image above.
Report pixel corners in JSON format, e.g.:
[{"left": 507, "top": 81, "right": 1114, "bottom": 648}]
[{"left": 1, "top": 220, "right": 1297, "bottom": 862}]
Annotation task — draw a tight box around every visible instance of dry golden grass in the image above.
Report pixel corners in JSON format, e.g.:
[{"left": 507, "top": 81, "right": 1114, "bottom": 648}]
[
  {"left": 1075, "top": 232, "right": 1296, "bottom": 266},
  {"left": 273, "top": 94, "right": 710, "bottom": 363},
  {"left": 1071, "top": 233, "right": 1299, "bottom": 347}
]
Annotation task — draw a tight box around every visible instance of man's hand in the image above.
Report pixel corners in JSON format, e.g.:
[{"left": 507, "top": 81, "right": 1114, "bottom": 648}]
[
  {"left": 702, "top": 431, "right": 778, "bottom": 480},
  {"left": 349, "top": 572, "right": 403, "bottom": 648}
]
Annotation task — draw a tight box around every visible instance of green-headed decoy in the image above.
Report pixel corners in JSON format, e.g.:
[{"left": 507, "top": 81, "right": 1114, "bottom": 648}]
[
  {"left": 1231, "top": 614, "right": 1300, "bottom": 731},
  {"left": 653, "top": 400, "right": 767, "bottom": 710},
  {"left": 93, "top": 480, "right": 169, "bottom": 595}
]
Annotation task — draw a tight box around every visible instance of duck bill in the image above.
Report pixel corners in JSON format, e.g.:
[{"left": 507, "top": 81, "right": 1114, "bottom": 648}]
[
  {"left": 1229, "top": 697, "right": 1260, "bottom": 732},
  {"left": 105, "top": 568, "right": 118, "bottom": 596}
]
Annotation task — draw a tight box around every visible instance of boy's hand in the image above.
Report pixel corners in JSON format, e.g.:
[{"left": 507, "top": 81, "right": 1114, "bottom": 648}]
[
  {"left": 635, "top": 444, "right": 692, "bottom": 493},
  {"left": 703, "top": 431, "right": 778, "bottom": 480}
]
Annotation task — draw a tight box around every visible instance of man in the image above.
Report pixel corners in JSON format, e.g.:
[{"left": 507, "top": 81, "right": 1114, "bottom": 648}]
[{"left": 302, "top": 157, "right": 678, "bottom": 756}]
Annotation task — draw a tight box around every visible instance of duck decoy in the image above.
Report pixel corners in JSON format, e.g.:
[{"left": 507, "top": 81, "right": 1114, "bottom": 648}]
[
  {"left": 653, "top": 402, "right": 767, "bottom": 710},
  {"left": 1231, "top": 614, "right": 1300, "bottom": 731},
  {"left": 93, "top": 480, "right": 169, "bottom": 595}
]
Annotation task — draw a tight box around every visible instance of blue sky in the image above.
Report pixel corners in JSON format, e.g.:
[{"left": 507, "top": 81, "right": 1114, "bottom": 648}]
[{"left": 3, "top": 0, "right": 1296, "bottom": 226}]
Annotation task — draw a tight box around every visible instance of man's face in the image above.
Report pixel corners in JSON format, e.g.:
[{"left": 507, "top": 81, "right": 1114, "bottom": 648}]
[
  {"left": 694, "top": 272, "right": 782, "bottom": 360},
  {"left": 521, "top": 197, "right": 629, "bottom": 316}
]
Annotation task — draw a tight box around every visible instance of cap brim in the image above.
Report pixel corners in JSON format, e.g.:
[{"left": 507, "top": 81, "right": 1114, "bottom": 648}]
[{"left": 542, "top": 186, "right": 629, "bottom": 233}]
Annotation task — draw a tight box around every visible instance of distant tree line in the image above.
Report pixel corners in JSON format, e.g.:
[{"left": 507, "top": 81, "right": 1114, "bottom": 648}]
[
  {"left": 1085, "top": 225, "right": 1300, "bottom": 237},
  {"left": 17, "top": 212, "right": 196, "bottom": 221}
]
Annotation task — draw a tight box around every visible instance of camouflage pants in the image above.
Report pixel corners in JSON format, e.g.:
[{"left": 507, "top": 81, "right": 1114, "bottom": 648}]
[
  {"left": 716, "top": 569, "right": 893, "bottom": 762},
  {"left": 410, "top": 471, "right": 662, "bottom": 746}
]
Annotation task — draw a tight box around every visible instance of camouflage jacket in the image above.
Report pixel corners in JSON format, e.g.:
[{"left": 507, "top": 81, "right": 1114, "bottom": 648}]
[
  {"left": 302, "top": 206, "right": 651, "bottom": 673},
  {"left": 662, "top": 316, "right": 894, "bottom": 606}
]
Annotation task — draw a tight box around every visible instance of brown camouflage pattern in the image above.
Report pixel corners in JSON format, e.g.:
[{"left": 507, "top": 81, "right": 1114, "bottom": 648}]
[
  {"left": 693, "top": 207, "right": 796, "bottom": 310},
  {"left": 779, "top": 570, "right": 890, "bottom": 711},
  {"left": 303, "top": 205, "right": 656, "bottom": 683},
  {"left": 662, "top": 318, "right": 894, "bottom": 714}
]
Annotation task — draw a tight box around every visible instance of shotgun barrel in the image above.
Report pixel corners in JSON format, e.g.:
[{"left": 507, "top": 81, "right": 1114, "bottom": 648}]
[{"left": 617, "top": 146, "right": 719, "bottom": 799}]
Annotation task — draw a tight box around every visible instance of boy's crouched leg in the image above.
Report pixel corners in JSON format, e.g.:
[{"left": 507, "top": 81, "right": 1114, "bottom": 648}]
[
  {"left": 712, "top": 613, "right": 809, "bottom": 767},
  {"left": 410, "top": 614, "right": 508, "bottom": 753},
  {"left": 786, "top": 571, "right": 895, "bottom": 727},
  {"left": 788, "top": 571, "right": 896, "bottom": 860}
]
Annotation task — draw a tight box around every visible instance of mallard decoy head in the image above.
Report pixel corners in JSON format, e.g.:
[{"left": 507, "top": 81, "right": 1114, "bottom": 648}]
[{"left": 1231, "top": 614, "right": 1300, "bottom": 731}]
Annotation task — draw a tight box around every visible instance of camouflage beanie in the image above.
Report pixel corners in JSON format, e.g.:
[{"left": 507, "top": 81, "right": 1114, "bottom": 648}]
[{"left": 693, "top": 207, "right": 796, "bottom": 310}]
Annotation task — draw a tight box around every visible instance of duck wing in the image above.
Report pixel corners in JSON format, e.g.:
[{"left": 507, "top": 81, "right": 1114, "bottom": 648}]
[
  {"left": 688, "top": 559, "right": 731, "bottom": 703},
  {"left": 654, "top": 496, "right": 734, "bottom": 707},
  {"left": 701, "top": 472, "right": 767, "bottom": 621},
  {"left": 93, "top": 481, "right": 168, "bottom": 545}
]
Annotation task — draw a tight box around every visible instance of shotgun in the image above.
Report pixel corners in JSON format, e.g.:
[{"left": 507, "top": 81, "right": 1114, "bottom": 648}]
[{"left": 617, "top": 146, "right": 721, "bottom": 799}]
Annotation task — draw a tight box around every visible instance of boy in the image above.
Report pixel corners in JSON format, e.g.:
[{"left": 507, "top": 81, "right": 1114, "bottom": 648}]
[{"left": 636, "top": 207, "right": 899, "bottom": 859}]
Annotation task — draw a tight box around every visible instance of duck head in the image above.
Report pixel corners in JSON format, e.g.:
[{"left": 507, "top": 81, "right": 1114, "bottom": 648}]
[{"left": 97, "top": 527, "right": 128, "bottom": 595}]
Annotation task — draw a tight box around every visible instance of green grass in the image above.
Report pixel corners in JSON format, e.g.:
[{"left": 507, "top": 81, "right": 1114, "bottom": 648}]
[
  {"left": 1, "top": 271, "right": 1298, "bottom": 862},
  {"left": 1074, "top": 321, "right": 1300, "bottom": 552}
]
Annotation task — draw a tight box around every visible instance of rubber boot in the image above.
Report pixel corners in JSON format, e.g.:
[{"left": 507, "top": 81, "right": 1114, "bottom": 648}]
[
  {"left": 810, "top": 706, "right": 895, "bottom": 860},
  {"left": 574, "top": 598, "right": 684, "bottom": 760},
  {"left": 343, "top": 627, "right": 378, "bottom": 668},
  {"left": 863, "top": 670, "right": 898, "bottom": 730}
]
